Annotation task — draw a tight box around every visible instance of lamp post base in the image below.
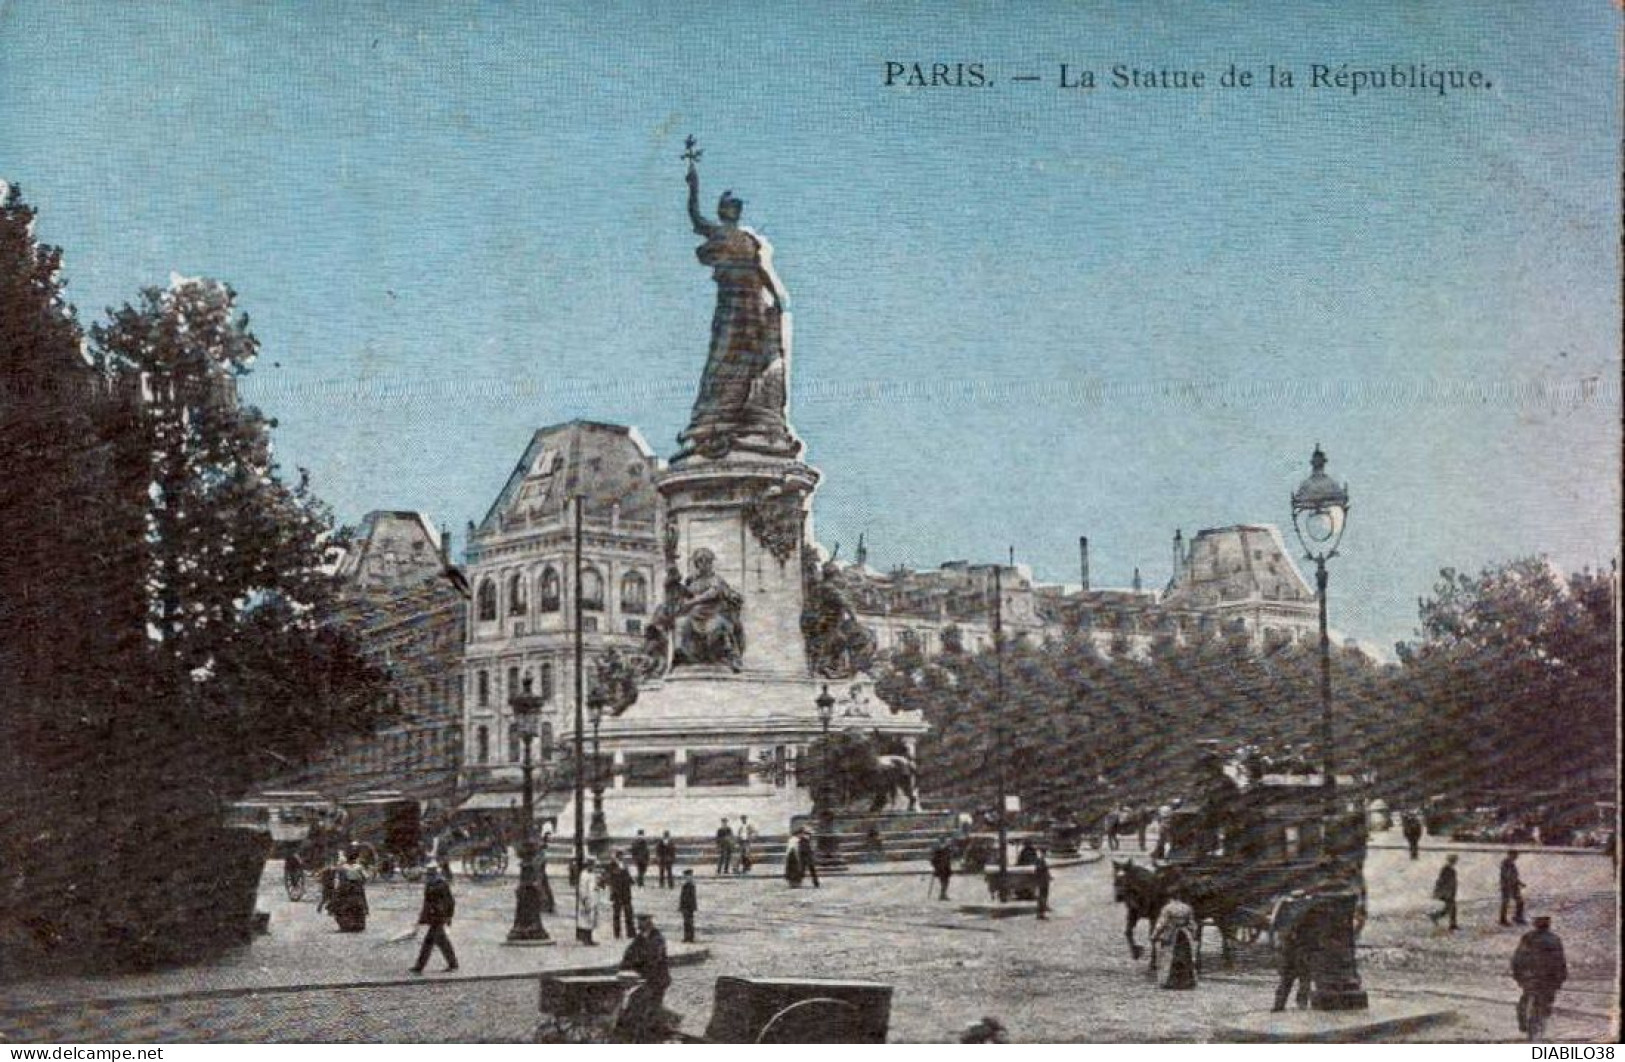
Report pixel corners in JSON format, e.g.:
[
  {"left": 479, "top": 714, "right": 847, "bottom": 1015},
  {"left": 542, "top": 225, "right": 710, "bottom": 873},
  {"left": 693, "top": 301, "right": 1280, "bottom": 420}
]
[
  {"left": 588, "top": 798, "right": 610, "bottom": 858},
  {"left": 507, "top": 846, "right": 552, "bottom": 944}
]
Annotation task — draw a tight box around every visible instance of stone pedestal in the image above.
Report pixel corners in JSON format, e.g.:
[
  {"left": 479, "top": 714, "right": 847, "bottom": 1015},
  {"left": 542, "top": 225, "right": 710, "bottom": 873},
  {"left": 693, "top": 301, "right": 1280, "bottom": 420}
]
[{"left": 656, "top": 454, "right": 819, "bottom": 678}]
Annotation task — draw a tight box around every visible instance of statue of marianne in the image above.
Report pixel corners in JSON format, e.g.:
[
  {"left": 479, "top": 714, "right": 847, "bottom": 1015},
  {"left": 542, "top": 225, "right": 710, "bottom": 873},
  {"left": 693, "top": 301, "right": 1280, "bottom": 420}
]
[{"left": 676, "top": 141, "right": 800, "bottom": 462}]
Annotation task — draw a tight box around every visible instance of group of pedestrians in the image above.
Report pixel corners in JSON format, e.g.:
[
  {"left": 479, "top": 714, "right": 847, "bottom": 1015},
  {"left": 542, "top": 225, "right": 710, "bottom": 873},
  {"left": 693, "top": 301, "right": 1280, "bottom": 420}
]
[
  {"left": 712, "top": 816, "right": 758, "bottom": 875},
  {"left": 572, "top": 848, "right": 701, "bottom": 946},
  {"left": 1427, "top": 848, "right": 1530, "bottom": 933}
]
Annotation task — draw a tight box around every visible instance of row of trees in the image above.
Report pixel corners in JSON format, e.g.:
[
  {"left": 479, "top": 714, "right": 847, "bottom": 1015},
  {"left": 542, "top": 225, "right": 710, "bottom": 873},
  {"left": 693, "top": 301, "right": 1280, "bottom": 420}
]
[
  {"left": 879, "top": 560, "right": 1616, "bottom": 822},
  {"left": 1, "top": 184, "right": 393, "bottom": 973}
]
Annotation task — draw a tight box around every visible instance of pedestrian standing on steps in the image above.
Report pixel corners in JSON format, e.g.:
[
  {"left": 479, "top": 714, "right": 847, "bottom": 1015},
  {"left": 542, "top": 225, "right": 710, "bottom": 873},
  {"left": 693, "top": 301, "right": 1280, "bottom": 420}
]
[
  {"left": 715, "top": 818, "right": 734, "bottom": 876},
  {"left": 1428, "top": 854, "right": 1459, "bottom": 931},
  {"left": 1500, "top": 849, "right": 1526, "bottom": 927},
  {"left": 409, "top": 864, "right": 458, "bottom": 974},
  {"left": 1268, "top": 890, "right": 1312, "bottom": 1011},
  {"left": 631, "top": 830, "right": 651, "bottom": 888},
  {"left": 678, "top": 869, "right": 698, "bottom": 943},
  {"left": 656, "top": 830, "right": 677, "bottom": 888},
  {"left": 738, "top": 815, "right": 756, "bottom": 873}
]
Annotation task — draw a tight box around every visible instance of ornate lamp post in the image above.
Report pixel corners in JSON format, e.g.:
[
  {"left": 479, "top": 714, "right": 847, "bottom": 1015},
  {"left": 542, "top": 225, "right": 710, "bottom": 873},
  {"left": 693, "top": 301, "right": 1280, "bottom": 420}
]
[
  {"left": 1290, "top": 444, "right": 1351, "bottom": 821},
  {"left": 1290, "top": 445, "right": 1366, "bottom": 1010},
  {"left": 506, "top": 678, "right": 551, "bottom": 944},
  {"left": 815, "top": 683, "right": 838, "bottom": 859},
  {"left": 587, "top": 687, "right": 610, "bottom": 857}
]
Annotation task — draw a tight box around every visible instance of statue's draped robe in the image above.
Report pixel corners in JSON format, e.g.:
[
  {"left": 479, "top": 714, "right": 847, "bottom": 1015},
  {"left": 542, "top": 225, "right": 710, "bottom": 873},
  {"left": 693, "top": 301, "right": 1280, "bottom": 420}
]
[{"left": 679, "top": 224, "right": 796, "bottom": 458}]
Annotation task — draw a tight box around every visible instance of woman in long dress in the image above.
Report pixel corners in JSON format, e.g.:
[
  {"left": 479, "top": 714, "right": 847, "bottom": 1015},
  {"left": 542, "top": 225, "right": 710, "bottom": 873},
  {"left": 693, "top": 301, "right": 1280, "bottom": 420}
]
[
  {"left": 331, "top": 849, "right": 369, "bottom": 933},
  {"left": 1152, "top": 895, "right": 1198, "bottom": 989}
]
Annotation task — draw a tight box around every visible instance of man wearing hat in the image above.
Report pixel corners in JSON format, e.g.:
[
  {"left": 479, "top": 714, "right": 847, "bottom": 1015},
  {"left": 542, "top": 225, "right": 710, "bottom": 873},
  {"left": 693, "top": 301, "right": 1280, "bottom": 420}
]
[
  {"left": 607, "top": 850, "right": 637, "bottom": 940},
  {"left": 1428, "top": 854, "right": 1459, "bottom": 931},
  {"left": 410, "top": 864, "right": 458, "bottom": 974},
  {"left": 1512, "top": 914, "right": 1567, "bottom": 1040},
  {"left": 617, "top": 914, "right": 672, "bottom": 1042}
]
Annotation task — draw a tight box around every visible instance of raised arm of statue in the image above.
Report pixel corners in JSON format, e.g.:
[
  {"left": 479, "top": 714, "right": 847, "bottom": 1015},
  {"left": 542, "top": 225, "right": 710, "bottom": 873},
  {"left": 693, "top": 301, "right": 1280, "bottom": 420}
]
[{"left": 686, "top": 165, "right": 718, "bottom": 237}]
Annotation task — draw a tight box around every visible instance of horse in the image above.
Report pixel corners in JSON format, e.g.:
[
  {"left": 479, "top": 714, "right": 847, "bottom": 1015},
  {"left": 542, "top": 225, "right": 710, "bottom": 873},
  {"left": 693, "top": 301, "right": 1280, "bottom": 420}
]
[
  {"left": 873, "top": 754, "right": 920, "bottom": 812},
  {"left": 1111, "top": 859, "right": 1166, "bottom": 961}
]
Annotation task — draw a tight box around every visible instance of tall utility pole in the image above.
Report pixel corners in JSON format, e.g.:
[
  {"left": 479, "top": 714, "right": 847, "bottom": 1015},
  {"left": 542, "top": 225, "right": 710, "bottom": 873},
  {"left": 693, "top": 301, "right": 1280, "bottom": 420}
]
[
  {"left": 572, "top": 495, "right": 586, "bottom": 876},
  {"left": 993, "top": 564, "right": 1010, "bottom": 891}
]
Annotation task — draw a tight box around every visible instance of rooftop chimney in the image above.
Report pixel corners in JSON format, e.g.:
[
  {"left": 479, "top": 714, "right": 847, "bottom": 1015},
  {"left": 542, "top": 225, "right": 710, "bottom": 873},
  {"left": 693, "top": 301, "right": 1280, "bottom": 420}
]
[
  {"left": 1132, "top": 567, "right": 1143, "bottom": 593},
  {"left": 1079, "top": 536, "right": 1091, "bottom": 591},
  {"left": 1172, "top": 529, "right": 1184, "bottom": 585}
]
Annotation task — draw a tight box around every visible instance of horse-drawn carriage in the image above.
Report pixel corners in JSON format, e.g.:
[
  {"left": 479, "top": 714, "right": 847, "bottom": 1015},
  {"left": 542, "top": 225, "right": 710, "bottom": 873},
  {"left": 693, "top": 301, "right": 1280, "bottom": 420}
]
[{"left": 1114, "top": 772, "right": 1368, "bottom": 962}]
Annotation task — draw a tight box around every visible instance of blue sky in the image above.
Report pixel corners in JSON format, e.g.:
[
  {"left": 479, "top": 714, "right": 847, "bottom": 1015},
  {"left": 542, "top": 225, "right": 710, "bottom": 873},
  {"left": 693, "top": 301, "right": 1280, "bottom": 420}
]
[{"left": 2, "top": 1, "right": 1619, "bottom": 651}]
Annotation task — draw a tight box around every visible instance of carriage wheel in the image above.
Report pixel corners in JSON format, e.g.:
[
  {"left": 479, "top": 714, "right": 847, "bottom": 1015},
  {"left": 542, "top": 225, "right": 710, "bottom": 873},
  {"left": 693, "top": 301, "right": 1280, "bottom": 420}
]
[
  {"left": 756, "top": 998, "right": 864, "bottom": 1044},
  {"left": 472, "top": 849, "right": 504, "bottom": 879}
]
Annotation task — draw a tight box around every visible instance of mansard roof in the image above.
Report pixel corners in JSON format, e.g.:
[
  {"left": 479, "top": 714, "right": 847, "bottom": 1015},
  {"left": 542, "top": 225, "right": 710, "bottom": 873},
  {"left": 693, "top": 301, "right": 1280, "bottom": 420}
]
[
  {"left": 1161, "top": 524, "right": 1314, "bottom": 608},
  {"left": 333, "top": 510, "right": 450, "bottom": 590},
  {"left": 473, "top": 420, "right": 660, "bottom": 539}
]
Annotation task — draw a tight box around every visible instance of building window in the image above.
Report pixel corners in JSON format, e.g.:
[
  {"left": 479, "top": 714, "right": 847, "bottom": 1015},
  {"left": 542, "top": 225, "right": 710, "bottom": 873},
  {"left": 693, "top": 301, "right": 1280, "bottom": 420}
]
[
  {"left": 620, "top": 572, "right": 648, "bottom": 614},
  {"left": 581, "top": 568, "right": 604, "bottom": 611},
  {"left": 539, "top": 568, "right": 561, "bottom": 612},
  {"left": 477, "top": 670, "right": 489, "bottom": 707},
  {"left": 625, "top": 753, "right": 676, "bottom": 788},
  {"left": 582, "top": 615, "right": 599, "bottom": 633},
  {"left": 508, "top": 572, "right": 528, "bottom": 615},
  {"left": 625, "top": 619, "right": 642, "bottom": 635},
  {"left": 508, "top": 725, "right": 521, "bottom": 764},
  {"left": 688, "top": 749, "right": 750, "bottom": 787},
  {"left": 476, "top": 725, "right": 490, "bottom": 765},
  {"left": 540, "top": 662, "right": 555, "bottom": 702},
  {"left": 477, "top": 579, "right": 497, "bottom": 622},
  {"left": 507, "top": 666, "right": 519, "bottom": 700}
]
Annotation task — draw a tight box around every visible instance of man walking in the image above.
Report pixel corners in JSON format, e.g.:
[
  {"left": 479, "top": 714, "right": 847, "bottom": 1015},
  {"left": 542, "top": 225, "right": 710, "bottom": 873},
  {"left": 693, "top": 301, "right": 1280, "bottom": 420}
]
[
  {"left": 630, "top": 830, "right": 651, "bottom": 888},
  {"left": 1512, "top": 914, "right": 1567, "bottom": 1040},
  {"left": 409, "top": 864, "right": 458, "bottom": 974},
  {"left": 576, "top": 857, "right": 601, "bottom": 945},
  {"left": 1499, "top": 849, "right": 1526, "bottom": 927},
  {"left": 1103, "top": 807, "right": 1120, "bottom": 852},
  {"left": 656, "top": 830, "right": 677, "bottom": 888},
  {"left": 607, "top": 850, "right": 636, "bottom": 940},
  {"left": 1033, "top": 847, "right": 1052, "bottom": 919},
  {"left": 1402, "top": 810, "right": 1423, "bottom": 860},
  {"left": 678, "top": 868, "right": 698, "bottom": 943},
  {"left": 1269, "top": 890, "right": 1312, "bottom": 1011},
  {"left": 930, "top": 837, "right": 954, "bottom": 900},
  {"left": 737, "top": 815, "right": 756, "bottom": 873},
  {"left": 715, "top": 818, "right": 734, "bottom": 876},
  {"left": 1428, "top": 854, "right": 1459, "bottom": 931}
]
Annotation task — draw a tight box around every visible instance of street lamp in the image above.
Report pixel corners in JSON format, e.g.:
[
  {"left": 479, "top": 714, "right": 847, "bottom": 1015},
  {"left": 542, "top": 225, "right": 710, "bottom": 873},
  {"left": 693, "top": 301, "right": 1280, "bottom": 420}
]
[
  {"left": 815, "top": 684, "right": 839, "bottom": 859},
  {"left": 1290, "top": 444, "right": 1366, "bottom": 1011},
  {"left": 506, "top": 677, "right": 552, "bottom": 944},
  {"left": 587, "top": 687, "right": 610, "bottom": 858},
  {"left": 1290, "top": 444, "right": 1350, "bottom": 819}
]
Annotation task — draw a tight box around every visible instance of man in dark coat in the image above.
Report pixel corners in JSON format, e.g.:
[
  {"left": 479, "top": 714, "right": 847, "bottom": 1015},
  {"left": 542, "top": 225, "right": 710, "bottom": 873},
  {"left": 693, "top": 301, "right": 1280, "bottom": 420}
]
[
  {"left": 630, "top": 831, "right": 651, "bottom": 888},
  {"left": 1269, "top": 890, "right": 1313, "bottom": 1011},
  {"left": 1016, "top": 839, "right": 1039, "bottom": 867},
  {"left": 607, "top": 851, "right": 637, "bottom": 939},
  {"left": 1402, "top": 811, "right": 1423, "bottom": 860},
  {"left": 1512, "top": 914, "right": 1567, "bottom": 1039},
  {"left": 410, "top": 864, "right": 458, "bottom": 973},
  {"left": 1428, "top": 854, "right": 1459, "bottom": 931},
  {"left": 714, "top": 818, "right": 734, "bottom": 876},
  {"left": 1033, "top": 848, "right": 1052, "bottom": 919},
  {"left": 678, "top": 868, "right": 698, "bottom": 942},
  {"left": 796, "top": 828, "right": 820, "bottom": 889},
  {"left": 617, "top": 915, "right": 672, "bottom": 1043},
  {"left": 930, "top": 838, "right": 954, "bottom": 900},
  {"left": 655, "top": 831, "right": 678, "bottom": 888},
  {"left": 1499, "top": 849, "right": 1526, "bottom": 926}
]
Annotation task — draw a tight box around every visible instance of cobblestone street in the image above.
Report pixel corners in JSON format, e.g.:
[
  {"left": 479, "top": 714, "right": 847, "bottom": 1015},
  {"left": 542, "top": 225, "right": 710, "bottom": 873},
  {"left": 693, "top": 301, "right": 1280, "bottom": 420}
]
[{"left": 1, "top": 840, "right": 1615, "bottom": 1043}]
